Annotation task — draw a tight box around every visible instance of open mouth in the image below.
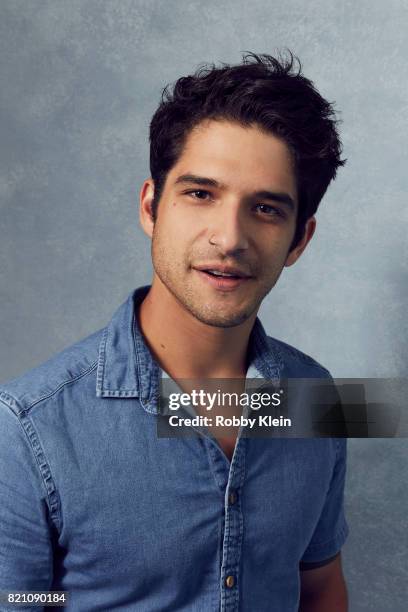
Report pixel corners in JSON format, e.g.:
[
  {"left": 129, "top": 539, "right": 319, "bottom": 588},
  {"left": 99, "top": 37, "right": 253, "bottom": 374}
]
[
  {"left": 202, "top": 270, "right": 243, "bottom": 280},
  {"left": 194, "top": 267, "right": 252, "bottom": 290}
]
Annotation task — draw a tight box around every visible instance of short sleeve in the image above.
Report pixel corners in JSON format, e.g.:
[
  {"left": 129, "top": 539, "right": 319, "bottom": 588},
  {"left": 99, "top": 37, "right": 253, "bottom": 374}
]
[
  {"left": 300, "top": 439, "right": 349, "bottom": 564},
  {"left": 0, "top": 399, "right": 54, "bottom": 597}
]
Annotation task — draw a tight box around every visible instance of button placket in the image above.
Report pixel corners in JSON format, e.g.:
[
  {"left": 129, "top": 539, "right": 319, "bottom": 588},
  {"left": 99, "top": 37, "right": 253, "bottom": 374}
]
[{"left": 220, "top": 438, "right": 246, "bottom": 611}]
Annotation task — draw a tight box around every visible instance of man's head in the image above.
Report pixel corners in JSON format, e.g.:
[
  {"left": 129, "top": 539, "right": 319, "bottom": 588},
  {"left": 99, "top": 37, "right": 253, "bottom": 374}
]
[
  {"left": 149, "top": 52, "right": 345, "bottom": 249},
  {"left": 140, "top": 52, "right": 345, "bottom": 328}
]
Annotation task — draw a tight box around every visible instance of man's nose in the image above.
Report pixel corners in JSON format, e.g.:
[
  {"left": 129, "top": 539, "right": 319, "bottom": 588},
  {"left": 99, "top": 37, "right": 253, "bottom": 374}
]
[{"left": 208, "top": 203, "right": 249, "bottom": 255}]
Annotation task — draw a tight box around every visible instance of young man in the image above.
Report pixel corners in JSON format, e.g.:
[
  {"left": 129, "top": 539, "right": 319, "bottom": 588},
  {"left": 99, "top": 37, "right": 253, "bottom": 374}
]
[{"left": 0, "top": 54, "right": 348, "bottom": 611}]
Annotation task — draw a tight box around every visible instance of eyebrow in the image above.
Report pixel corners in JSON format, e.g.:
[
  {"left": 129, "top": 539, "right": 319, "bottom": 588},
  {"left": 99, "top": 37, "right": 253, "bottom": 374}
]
[
  {"left": 175, "top": 174, "right": 222, "bottom": 189},
  {"left": 174, "top": 174, "right": 296, "bottom": 211}
]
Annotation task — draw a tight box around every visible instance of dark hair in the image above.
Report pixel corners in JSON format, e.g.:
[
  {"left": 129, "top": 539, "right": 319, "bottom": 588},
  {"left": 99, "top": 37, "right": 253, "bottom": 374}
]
[{"left": 149, "top": 51, "right": 345, "bottom": 249}]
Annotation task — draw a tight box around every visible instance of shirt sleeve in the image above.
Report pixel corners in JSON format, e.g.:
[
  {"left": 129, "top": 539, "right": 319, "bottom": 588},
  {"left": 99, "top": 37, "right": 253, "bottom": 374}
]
[
  {"left": 0, "top": 399, "right": 54, "bottom": 599},
  {"left": 300, "top": 438, "right": 349, "bottom": 565}
]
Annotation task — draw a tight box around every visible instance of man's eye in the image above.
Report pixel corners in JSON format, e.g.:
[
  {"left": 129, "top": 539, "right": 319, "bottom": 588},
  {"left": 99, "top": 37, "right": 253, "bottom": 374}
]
[
  {"left": 187, "top": 190, "right": 211, "bottom": 200},
  {"left": 255, "top": 203, "right": 284, "bottom": 217}
]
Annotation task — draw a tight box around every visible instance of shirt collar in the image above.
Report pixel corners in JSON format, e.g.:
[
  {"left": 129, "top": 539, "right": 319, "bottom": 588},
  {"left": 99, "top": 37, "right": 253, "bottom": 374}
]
[{"left": 96, "top": 286, "right": 282, "bottom": 413}]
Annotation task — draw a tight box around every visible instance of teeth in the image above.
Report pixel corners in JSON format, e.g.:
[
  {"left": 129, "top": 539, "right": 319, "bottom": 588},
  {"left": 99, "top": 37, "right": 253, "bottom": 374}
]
[{"left": 207, "top": 270, "right": 236, "bottom": 277}]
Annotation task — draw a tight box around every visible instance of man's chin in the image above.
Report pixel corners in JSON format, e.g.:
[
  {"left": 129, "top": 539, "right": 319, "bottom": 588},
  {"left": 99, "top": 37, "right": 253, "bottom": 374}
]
[
  {"left": 154, "top": 275, "right": 259, "bottom": 327},
  {"left": 186, "top": 305, "right": 254, "bottom": 328}
]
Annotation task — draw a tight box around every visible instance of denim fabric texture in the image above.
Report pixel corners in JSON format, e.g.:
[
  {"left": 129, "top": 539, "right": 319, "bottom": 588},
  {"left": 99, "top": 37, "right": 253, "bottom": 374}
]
[{"left": 0, "top": 286, "right": 348, "bottom": 611}]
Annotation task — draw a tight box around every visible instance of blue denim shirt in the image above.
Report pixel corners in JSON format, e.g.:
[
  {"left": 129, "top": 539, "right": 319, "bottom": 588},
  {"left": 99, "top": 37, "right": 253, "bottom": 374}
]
[{"left": 0, "top": 286, "right": 348, "bottom": 611}]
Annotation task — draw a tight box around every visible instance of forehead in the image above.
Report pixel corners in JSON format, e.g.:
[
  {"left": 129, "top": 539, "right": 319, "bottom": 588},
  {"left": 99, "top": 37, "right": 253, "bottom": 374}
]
[{"left": 168, "top": 119, "right": 297, "bottom": 199}]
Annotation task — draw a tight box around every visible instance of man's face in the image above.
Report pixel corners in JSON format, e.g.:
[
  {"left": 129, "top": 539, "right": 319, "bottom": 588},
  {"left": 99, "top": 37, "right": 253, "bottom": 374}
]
[{"left": 141, "top": 120, "right": 314, "bottom": 328}]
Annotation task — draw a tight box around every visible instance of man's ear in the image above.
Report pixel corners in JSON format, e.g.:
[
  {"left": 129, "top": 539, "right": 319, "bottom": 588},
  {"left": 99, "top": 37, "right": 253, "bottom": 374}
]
[
  {"left": 139, "top": 179, "right": 156, "bottom": 238},
  {"left": 285, "top": 217, "right": 316, "bottom": 267}
]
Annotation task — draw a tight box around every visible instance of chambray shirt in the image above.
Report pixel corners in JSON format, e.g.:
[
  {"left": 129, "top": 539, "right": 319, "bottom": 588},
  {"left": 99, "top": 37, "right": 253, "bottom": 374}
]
[{"left": 0, "top": 286, "right": 348, "bottom": 611}]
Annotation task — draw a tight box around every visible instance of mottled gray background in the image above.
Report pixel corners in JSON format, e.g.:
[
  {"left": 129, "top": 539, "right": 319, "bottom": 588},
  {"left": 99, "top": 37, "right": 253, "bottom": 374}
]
[{"left": 0, "top": 0, "right": 407, "bottom": 609}]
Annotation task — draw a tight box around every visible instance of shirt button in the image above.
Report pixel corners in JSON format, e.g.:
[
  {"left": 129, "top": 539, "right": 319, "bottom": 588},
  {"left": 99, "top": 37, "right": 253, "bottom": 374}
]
[
  {"left": 228, "top": 490, "right": 238, "bottom": 505},
  {"left": 225, "top": 575, "right": 235, "bottom": 588}
]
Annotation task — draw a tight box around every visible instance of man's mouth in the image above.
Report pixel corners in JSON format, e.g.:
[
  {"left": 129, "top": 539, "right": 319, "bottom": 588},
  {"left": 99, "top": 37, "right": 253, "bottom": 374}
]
[
  {"left": 204, "top": 270, "right": 242, "bottom": 279},
  {"left": 194, "top": 264, "right": 251, "bottom": 278},
  {"left": 193, "top": 265, "right": 253, "bottom": 291}
]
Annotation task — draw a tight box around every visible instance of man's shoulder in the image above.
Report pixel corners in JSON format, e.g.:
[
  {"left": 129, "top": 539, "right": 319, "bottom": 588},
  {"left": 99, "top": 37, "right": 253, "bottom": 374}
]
[
  {"left": 265, "top": 334, "right": 332, "bottom": 378},
  {"left": 0, "top": 328, "right": 104, "bottom": 417}
]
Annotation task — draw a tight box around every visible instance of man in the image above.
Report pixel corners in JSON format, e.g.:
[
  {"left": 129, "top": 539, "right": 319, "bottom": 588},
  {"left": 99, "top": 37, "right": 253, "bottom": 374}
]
[{"left": 0, "top": 53, "right": 348, "bottom": 611}]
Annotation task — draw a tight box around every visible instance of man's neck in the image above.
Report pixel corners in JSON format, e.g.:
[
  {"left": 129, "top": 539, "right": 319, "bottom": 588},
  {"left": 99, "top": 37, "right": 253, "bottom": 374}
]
[{"left": 138, "top": 279, "right": 257, "bottom": 379}]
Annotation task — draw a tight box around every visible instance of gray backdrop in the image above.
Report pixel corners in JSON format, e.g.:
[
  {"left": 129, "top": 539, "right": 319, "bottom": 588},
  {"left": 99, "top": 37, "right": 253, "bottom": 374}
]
[{"left": 1, "top": 1, "right": 407, "bottom": 609}]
